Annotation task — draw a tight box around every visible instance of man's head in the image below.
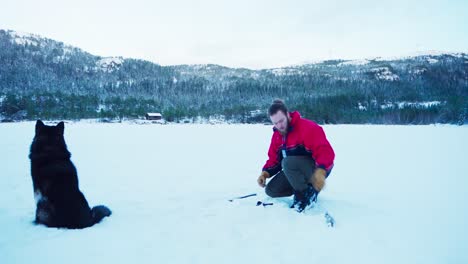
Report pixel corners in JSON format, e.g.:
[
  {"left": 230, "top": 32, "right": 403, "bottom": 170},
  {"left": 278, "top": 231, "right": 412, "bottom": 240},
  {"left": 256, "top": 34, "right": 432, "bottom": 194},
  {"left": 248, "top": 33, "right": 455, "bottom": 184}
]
[{"left": 268, "top": 99, "right": 290, "bottom": 134}]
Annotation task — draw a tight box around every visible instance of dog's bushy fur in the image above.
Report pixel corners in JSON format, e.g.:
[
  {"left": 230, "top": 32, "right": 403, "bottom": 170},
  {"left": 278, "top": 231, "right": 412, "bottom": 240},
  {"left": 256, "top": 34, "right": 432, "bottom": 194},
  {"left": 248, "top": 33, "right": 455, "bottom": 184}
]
[{"left": 29, "top": 120, "right": 111, "bottom": 229}]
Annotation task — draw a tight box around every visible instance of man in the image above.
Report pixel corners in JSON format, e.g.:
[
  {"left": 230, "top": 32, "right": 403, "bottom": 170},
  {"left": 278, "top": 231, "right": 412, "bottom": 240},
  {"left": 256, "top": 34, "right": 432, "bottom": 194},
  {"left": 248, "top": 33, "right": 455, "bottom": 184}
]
[{"left": 257, "top": 99, "right": 335, "bottom": 212}]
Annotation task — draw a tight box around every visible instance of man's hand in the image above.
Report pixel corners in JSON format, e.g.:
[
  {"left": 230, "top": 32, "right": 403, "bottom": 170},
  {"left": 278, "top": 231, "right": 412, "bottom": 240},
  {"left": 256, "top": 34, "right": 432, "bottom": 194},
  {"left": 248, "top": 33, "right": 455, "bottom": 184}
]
[
  {"left": 309, "top": 168, "right": 326, "bottom": 192},
  {"left": 257, "top": 171, "right": 270, "bottom": 188}
]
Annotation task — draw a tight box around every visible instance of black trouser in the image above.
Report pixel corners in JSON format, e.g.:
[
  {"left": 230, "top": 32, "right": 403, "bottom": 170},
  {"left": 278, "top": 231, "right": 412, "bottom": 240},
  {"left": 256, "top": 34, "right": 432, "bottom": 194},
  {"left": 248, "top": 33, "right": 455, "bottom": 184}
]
[{"left": 265, "top": 156, "right": 317, "bottom": 198}]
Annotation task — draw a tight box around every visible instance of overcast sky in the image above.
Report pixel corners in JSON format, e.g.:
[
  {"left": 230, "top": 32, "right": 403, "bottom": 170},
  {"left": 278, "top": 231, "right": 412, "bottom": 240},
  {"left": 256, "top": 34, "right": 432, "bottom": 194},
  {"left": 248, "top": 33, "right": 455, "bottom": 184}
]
[{"left": 1, "top": 0, "right": 467, "bottom": 69}]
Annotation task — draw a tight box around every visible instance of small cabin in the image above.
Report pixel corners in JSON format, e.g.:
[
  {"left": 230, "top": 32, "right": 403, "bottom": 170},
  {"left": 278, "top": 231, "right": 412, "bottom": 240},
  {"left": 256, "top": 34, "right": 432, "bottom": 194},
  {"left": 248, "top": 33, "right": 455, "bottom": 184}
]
[{"left": 145, "top": 113, "right": 162, "bottom": 120}]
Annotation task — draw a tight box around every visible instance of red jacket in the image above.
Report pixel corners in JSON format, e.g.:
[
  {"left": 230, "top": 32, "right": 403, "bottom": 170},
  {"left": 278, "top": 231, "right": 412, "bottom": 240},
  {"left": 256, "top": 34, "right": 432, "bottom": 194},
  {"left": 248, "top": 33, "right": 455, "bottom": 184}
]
[{"left": 262, "top": 111, "right": 335, "bottom": 176}]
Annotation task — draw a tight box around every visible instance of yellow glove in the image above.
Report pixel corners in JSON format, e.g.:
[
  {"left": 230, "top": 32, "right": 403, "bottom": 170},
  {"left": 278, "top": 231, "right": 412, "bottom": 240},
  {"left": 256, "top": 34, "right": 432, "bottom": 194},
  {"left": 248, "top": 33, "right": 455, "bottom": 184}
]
[
  {"left": 309, "top": 168, "right": 326, "bottom": 192},
  {"left": 257, "top": 171, "right": 271, "bottom": 188}
]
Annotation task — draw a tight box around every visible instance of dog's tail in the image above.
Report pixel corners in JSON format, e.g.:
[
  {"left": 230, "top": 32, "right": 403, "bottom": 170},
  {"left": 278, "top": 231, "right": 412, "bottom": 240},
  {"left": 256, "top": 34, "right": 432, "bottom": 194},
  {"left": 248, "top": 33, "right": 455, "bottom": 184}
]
[{"left": 91, "top": 205, "right": 112, "bottom": 224}]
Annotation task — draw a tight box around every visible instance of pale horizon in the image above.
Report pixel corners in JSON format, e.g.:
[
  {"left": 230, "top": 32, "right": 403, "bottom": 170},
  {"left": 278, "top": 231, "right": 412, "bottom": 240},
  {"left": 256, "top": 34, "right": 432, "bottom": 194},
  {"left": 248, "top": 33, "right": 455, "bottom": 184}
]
[{"left": 1, "top": 0, "right": 467, "bottom": 69}]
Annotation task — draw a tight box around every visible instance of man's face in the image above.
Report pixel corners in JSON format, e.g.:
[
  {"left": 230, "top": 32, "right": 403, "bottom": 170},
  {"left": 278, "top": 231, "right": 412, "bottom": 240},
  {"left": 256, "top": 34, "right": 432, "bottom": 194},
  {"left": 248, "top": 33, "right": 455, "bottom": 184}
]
[{"left": 270, "top": 111, "right": 289, "bottom": 134}]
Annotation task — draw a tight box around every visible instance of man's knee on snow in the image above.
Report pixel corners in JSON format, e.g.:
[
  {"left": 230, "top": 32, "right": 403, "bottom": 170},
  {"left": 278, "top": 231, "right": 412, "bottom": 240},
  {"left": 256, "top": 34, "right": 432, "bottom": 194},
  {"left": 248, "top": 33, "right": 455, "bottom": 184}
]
[
  {"left": 265, "top": 183, "right": 293, "bottom": 198},
  {"left": 265, "top": 183, "right": 285, "bottom": 198},
  {"left": 265, "top": 184, "right": 277, "bottom": 197}
]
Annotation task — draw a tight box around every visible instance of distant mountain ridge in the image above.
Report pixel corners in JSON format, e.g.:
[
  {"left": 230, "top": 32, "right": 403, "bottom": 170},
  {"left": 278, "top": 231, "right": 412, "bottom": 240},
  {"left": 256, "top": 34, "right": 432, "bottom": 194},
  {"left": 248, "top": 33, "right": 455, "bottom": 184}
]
[{"left": 0, "top": 29, "right": 466, "bottom": 124}]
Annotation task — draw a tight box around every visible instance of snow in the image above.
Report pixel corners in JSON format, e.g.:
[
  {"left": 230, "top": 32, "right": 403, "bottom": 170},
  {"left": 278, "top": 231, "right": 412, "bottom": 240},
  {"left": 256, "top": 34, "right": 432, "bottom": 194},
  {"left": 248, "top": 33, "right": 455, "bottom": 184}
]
[
  {"left": 338, "top": 59, "right": 370, "bottom": 66},
  {"left": 380, "top": 101, "right": 443, "bottom": 109},
  {"left": 397, "top": 101, "right": 442, "bottom": 108},
  {"left": 96, "top": 57, "right": 124, "bottom": 72},
  {"left": 185, "top": 64, "right": 216, "bottom": 71},
  {"left": 296, "top": 59, "right": 327, "bottom": 65},
  {"left": 62, "top": 46, "right": 75, "bottom": 55},
  {"left": 96, "top": 104, "right": 109, "bottom": 112},
  {"left": 381, "top": 102, "right": 394, "bottom": 110},
  {"left": 290, "top": 52, "right": 466, "bottom": 68},
  {"left": 370, "top": 67, "right": 399, "bottom": 81},
  {"left": 249, "top": 109, "right": 263, "bottom": 117},
  {"left": 410, "top": 68, "right": 427, "bottom": 75},
  {"left": 268, "top": 68, "right": 302, "bottom": 76},
  {"left": 7, "top": 30, "right": 41, "bottom": 46},
  {"left": 0, "top": 123, "right": 467, "bottom": 264},
  {"left": 373, "top": 51, "right": 467, "bottom": 62},
  {"left": 409, "top": 50, "right": 466, "bottom": 58},
  {"left": 269, "top": 68, "right": 288, "bottom": 76},
  {"left": 357, "top": 102, "right": 367, "bottom": 110}
]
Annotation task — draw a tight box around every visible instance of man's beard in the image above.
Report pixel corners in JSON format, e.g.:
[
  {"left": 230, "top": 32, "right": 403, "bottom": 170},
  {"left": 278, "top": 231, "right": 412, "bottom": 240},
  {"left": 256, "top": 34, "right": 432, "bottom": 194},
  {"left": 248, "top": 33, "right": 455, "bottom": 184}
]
[{"left": 278, "top": 119, "right": 289, "bottom": 135}]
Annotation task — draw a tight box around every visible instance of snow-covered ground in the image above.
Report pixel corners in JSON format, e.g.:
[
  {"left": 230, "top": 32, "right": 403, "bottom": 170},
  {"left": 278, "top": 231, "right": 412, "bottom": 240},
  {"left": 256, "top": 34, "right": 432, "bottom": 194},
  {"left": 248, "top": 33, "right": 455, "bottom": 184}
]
[{"left": 1, "top": 122, "right": 467, "bottom": 264}]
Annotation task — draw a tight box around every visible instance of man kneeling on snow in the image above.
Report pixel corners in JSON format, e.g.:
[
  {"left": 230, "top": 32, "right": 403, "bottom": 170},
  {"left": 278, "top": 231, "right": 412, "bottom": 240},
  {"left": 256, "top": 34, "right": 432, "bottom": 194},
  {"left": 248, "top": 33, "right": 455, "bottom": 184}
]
[{"left": 257, "top": 99, "right": 335, "bottom": 212}]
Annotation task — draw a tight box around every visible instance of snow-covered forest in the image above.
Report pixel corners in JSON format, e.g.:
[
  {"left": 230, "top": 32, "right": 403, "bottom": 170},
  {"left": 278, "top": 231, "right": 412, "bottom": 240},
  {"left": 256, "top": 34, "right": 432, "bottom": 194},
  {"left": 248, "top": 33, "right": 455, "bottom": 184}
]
[{"left": 1, "top": 30, "right": 466, "bottom": 124}]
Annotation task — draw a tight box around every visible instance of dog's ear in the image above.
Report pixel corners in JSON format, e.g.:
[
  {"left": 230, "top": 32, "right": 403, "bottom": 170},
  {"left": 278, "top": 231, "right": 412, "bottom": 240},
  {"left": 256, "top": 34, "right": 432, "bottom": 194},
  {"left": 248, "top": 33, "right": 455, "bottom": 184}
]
[
  {"left": 35, "top": 120, "right": 45, "bottom": 134},
  {"left": 56, "top": 121, "right": 64, "bottom": 135}
]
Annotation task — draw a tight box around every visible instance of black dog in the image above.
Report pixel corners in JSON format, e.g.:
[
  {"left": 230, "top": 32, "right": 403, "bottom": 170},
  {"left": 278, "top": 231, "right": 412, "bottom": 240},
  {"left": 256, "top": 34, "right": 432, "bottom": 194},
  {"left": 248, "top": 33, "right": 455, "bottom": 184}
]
[{"left": 29, "top": 120, "right": 111, "bottom": 228}]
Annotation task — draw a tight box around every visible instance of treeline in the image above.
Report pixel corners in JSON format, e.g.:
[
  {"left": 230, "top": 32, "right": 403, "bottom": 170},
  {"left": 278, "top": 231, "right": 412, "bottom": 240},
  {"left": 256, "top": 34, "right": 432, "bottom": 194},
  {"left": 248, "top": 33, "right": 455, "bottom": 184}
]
[
  {"left": 1, "top": 91, "right": 465, "bottom": 125},
  {"left": 293, "top": 94, "right": 466, "bottom": 125}
]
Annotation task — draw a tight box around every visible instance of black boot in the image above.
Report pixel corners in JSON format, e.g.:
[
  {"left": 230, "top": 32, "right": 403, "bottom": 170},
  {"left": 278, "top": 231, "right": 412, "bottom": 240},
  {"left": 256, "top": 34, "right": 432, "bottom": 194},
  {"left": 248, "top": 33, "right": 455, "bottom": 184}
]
[{"left": 290, "top": 184, "right": 318, "bottom": 212}]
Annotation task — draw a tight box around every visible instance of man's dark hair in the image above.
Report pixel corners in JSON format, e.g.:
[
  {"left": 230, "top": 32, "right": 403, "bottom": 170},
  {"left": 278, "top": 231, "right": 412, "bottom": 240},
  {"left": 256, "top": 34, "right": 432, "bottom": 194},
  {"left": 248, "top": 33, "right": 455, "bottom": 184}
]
[{"left": 268, "top": 99, "right": 288, "bottom": 116}]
